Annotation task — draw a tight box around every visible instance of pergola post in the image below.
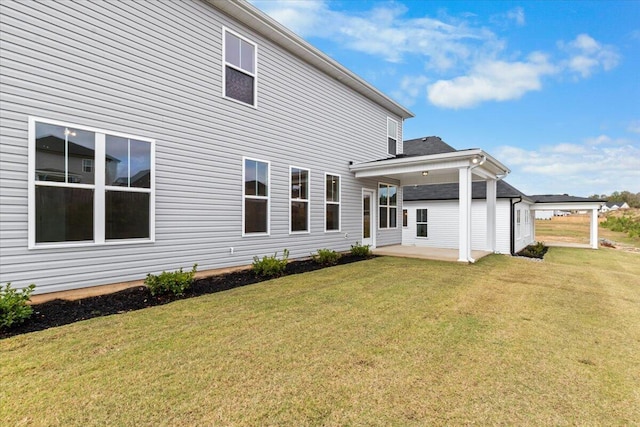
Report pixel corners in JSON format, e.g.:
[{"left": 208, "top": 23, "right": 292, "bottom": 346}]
[
  {"left": 486, "top": 179, "right": 497, "bottom": 252},
  {"left": 458, "top": 167, "right": 473, "bottom": 262},
  {"left": 590, "top": 208, "right": 599, "bottom": 249}
]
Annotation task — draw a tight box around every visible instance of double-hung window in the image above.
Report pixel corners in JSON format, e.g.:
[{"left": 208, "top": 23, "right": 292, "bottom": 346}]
[
  {"left": 29, "top": 118, "right": 154, "bottom": 248},
  {"left": 325, "top": 173, "right": 340, "bottom": 231},
  {"left": 243, "top": 158, "right": 269, "bottom": 235},
  {"left": 224, "top": 28, "right": 257, "bottom": 106},
  {"left": 379, "top": 183, "right": 397, "bottom": 228},
  {"left": 416, "top": 209, "right": 428, "bottom": 238},
  {"left": 387, "top": 118, "right": 398, "bottom": 156},
  {"left": 290, "top": 167, "right": 309, "bottom": 233}
]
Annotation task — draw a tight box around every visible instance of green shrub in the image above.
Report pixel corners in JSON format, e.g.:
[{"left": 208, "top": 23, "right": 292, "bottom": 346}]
[
  {"left": 517, "top": 242, "right": 548, "bottom": 259},
  {"left": 312, "top": 248, "right": 342, "bottom": 266},
  {"left": 0, "top": 283, "right": 36, "bottom": 329},
  {"left": 252, "top": 249, "right": 289, "bottom": 278},
  {"left": 601, "top": 214, "right": 640, "bottom": 238},
  {"left": 350, "top": 242, "right": 371, "bottom": 257},
  {"left": 145, "top": 264, "right": 197, "bottom": 296}
]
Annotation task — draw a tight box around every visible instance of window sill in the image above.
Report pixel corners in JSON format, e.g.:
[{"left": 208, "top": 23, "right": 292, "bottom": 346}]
[
  {"left": 29, "top": 238, "right": 154, "bottom": 250},
  {"left": 223, "top": 95, "right": 257, "bottom": 109}
]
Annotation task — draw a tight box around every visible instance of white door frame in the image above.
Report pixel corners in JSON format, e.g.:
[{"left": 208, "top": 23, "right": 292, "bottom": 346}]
[{"left": 362, "top": 188, "right": 376, "bottom": 248}]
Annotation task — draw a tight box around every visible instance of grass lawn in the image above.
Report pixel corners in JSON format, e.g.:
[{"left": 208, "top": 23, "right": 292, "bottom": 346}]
[{"left": 2, "top": 249, "right": 639, "bottom": 425}]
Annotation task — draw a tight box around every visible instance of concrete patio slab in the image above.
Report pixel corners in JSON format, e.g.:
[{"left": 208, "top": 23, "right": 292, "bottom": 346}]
[{"left": 372, "top": 245, "right": 492, "bottom": 262}]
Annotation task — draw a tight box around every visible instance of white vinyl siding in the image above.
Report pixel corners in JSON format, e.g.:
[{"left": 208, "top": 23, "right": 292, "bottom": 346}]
[
  {"left": 402, "top": 200, "right": 530, "bottom": 254},
  {"left": 0, "top": 0, "right": 404, "bottom": 294}
]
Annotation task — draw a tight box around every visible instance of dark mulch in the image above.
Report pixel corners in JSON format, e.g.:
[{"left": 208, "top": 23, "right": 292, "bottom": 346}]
[{"left": 1, "top": 254, "right": 373, "bottom": 339}]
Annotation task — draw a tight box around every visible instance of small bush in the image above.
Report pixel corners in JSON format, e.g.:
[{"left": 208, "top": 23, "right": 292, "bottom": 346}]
[
  {"left": 517, "top": 242, "right": 548, "bottom": 259},
  {"left": 145, "top": 264, "right": 197, "bottom": 296},
  {"left": 312, "top": 248, "right": 342, "bottom": 266},
  {"left": 350, "top": 242, "right": 371, "bottom": 257},
  {"left": 252, "top": 249, "right": 289, "bottom": 278},
  {"left": 1, "top": 283, "right": 36, "bottom": 329},
  {"left": 601, "top": 214, "right": 640, "bottom": 238}
]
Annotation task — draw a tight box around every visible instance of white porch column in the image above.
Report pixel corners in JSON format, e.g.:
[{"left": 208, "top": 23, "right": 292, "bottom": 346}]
[
  {"left": 486, "top": 179, "right": 497, "bottom": 252},
  {"left": 590, "top": 208, "right": 599, "bottom": 249},
  {"left": 458, "top": 167, "right": 473, "bottom": 262}
]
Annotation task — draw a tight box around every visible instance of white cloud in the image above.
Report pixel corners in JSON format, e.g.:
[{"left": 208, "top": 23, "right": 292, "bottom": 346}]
[
  {"left": 507, "top": 7, "right": 526, "bottom": 26},
  {"left": 559, "top": 34, "right": 620, "bottom": 78},
  {"left": 495, "top": 136, "right": 640, "bottom": 195},
  {"left": 252, "top": 0, "right": 501, "bottom": 70},
  {"left": 426, "top": 53, "right": 557, "bottom": 108},
  {"left": 628, "top": 120, "right": 640, "bottom": 134},
  {"left": 391, "top": 75, "right": 429, "bottom": 106},
  {"left": 253, "top": 2, "right": 621, "bottom": 110}
]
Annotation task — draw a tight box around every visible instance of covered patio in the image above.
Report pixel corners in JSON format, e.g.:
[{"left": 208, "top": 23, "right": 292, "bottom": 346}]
[
  {"left": 531, "top": 195, "right": 605, "bottom": 249},
  {"left": 350, "top": 147, "right": 510, "bottom": 263}
]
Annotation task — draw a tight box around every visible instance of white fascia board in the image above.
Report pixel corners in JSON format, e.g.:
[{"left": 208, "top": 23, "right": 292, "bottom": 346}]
[
  {"left": 209, "top": 0, "right": 414, "bottom": 119},
  {"left": 532, "top": 202, "right": 605, "bottom": 210},
  {"left": 350, "top": 150, "right": 510, "bottom": 179}
]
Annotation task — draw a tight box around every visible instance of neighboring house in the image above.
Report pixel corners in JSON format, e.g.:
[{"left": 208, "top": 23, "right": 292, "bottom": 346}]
[
  {"left": 535, "top": 210, "right": 553, "bottom": 220},
  {"left": 400, "top": 137, "right": 534, "bottom": 255},
  {"left": 601, "top": 201, "right": 629, "bottom": 212},
  {"left": 1, "top": 0, "right": 417, "bottom": 294}
]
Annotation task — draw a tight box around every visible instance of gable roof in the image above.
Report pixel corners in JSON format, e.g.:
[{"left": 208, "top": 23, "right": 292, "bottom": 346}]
[
  {"left": 403, "top": 180, "right": 530, "bottom": 202},
  {"left": 209, "top": 0, "right": 413, "bottom": 119},
  {"left": 402, "top": 136, "right": 457, "bottom": 156}
]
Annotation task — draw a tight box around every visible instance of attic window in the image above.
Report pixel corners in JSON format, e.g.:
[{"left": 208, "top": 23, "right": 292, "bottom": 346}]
[{"left": 224, "top": 29, "right": 257, "bottom": 107}]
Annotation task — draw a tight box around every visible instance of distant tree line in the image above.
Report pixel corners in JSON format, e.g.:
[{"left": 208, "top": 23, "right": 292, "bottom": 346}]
[{"left": 589, "top": 191, "right": 640, "bottom": 208}]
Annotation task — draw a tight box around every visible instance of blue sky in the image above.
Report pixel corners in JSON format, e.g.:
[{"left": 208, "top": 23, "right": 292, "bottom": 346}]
[{"left": 252, "top": 0, "right": 640, "bottom": 197}]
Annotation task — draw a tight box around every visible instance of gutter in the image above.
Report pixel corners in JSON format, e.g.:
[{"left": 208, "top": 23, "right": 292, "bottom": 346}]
[{"left": 510, "top": 196, "right": 522, "bottom": 256}]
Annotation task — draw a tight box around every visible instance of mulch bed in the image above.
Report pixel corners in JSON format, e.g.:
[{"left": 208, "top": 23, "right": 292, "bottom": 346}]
[{"left": 1, "top": 254, "right": 372, "bottom": 339}]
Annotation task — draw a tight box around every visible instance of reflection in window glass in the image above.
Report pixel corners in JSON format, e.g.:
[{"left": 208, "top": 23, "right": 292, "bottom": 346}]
[
  {"left": 291, "top": 168, "right": 309, "bottom": 232},
  {"left": 325, "top": 174, "right": 340, "bottom": 231},
  {"left": 244, "top": 159, "right": 269, "bottom": 234},
  {"left": 35, "top": 122, "right": 95, "bottom": 184},
  {"left": 379, "top": 183, "right": 397, "bottom": 228},
  {"left": 245, "top": 198, "right": 268, "bottom": 233},
  {"left": 224, "top": 29, "right": 256, "bottom": 106},
  {"left": 105, "top": 135, "right": 151, "bottom": 188},
  {"left": 35, "top": 186, "right": 94, "bottom": 243},
  {"left": 417, "top": 208, "right": 428, "bottom": 237},
  {"left": 106, "top": 191, "right": 150, "bottom": 239},
  {"left": 226, "top": 66, "right": 254, "bottom": 106}
]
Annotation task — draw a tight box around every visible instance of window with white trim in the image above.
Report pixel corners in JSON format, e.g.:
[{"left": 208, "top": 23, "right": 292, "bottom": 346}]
[
  {"left": 29, "top": 118, "right": 154, "bottom": 247},
  {"left": 290, "top": 167, "right": 309, "bottom": 233},
  {"left": 402, "top": 209, "right": 408, "bottom": 227},
  {"left": 243, "top": 158, "right": 269, "bottom": 234},
  {"left": 524, "top": 209, "right": 530, "bottom": 237},
  {"left": 82, "top": 158, "right": 93, "bottom": 173},
  {"left": 416, "top": 208, "right": 428, "bottom": 238},
  {"left": 325, "top": 173, "right": 340, "bottom": 231},
  {"left": 224, "top": 28, "right": 257, "bottom": 106},
  {"left": 516, "top": 210, "right": 522, "bottom": 239},
  {"left": 379, "top": 183, "right": 397, "bottom": 228},
  {"left": 387, "top": 117, "right": 398, "bottom": 155}
]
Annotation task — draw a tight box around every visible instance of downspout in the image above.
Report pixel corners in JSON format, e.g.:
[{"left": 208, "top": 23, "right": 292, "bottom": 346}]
[{"left": 510, "top": 196, "right": 522, "bottom": 255}]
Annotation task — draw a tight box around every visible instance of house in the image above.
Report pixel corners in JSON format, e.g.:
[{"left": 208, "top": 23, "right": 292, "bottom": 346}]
[
  {"left": 1, "top": 0, "right": 419, "bottom": 294},
  {"left": 601, "top": 201, "right": 629, "bottom": 212},
  {"left": 400, "top": 137, "right": 535, "bottom": 255}
]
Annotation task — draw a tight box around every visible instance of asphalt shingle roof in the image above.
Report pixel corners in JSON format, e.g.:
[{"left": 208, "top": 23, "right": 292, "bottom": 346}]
[{"left": 403, "top": 180, "right": 529, "bottom": 201}]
